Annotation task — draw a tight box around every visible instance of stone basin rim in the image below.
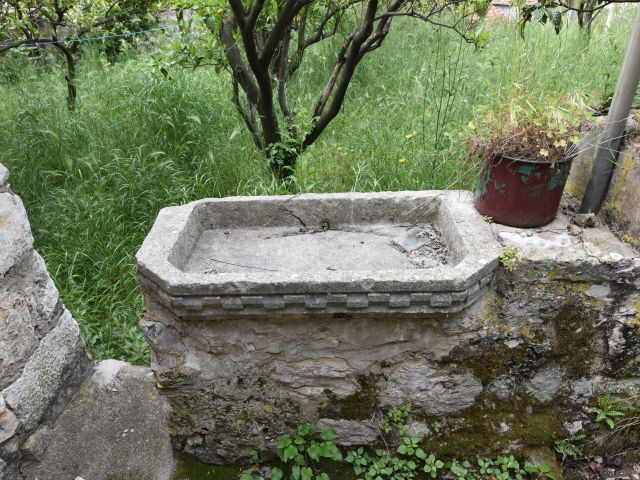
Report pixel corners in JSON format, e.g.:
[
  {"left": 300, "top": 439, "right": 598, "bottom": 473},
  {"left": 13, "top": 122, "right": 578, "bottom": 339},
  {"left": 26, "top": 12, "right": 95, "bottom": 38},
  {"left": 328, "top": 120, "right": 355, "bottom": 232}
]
[{"left": 135, "top": 190, "right": 501, "bottom": 299}]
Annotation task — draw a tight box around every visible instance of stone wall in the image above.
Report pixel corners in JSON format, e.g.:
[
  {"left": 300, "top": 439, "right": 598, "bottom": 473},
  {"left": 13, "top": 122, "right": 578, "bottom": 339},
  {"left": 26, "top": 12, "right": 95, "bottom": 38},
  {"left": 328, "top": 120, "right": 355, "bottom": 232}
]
[
  {"left": 567, "top": 116, "right": 640, "bottom": 245},
  {"left": 0, "top": 164, "right": 92, "bottom": 479},
  {"left": 138, "top": 193, "right": 640, "bottom": 465}
]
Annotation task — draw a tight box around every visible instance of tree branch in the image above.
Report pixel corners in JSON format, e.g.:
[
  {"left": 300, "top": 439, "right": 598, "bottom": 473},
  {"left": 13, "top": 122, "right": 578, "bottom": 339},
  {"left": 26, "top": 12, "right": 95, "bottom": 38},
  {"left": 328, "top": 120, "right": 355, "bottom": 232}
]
[
  {"left": 304, "top": 0, "right": 379, "bottom": 148},
  {"left": 260, "top": 0, "right": 310, "bottom": 65},
  {"left": 232, "top": 76, "right": 265, "bottom": 151}
]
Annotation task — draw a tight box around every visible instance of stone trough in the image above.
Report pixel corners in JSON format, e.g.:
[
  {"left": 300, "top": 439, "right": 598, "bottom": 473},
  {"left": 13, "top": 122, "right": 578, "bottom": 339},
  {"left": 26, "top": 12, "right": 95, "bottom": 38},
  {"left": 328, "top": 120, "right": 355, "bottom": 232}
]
[{"left": 136, "top": 191, "right": 499, "bottom": 320}]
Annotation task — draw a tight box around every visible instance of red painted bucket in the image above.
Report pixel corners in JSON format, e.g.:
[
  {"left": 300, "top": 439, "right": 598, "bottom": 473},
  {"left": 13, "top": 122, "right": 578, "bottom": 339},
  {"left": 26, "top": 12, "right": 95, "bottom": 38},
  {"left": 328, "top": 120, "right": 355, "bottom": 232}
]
[{"left": 473, "top": 155, "right": 573, "bottom": 228}]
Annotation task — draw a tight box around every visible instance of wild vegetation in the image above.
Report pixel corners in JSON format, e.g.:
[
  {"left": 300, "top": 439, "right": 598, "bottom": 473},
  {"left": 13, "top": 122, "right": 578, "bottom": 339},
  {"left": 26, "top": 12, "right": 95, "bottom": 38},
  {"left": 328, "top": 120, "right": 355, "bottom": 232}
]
[{"left": 0, "top": 12, "right": 636, "bottom": 363}]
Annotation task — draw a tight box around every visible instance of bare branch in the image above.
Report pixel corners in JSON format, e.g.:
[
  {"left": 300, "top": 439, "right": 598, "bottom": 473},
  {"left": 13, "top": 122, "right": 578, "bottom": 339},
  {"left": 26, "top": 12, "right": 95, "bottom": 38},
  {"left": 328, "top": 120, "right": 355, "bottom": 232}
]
[
  {"left": 304, "top": 0, "right": 379, "bottom": 148},
  {"left": 232, "top": 76, "right": 265, "bottom": 151}
]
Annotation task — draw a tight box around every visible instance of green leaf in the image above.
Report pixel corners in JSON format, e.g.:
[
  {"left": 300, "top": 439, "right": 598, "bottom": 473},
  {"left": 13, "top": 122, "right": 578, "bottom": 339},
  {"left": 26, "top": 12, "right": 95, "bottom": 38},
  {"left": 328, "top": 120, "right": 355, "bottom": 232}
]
[
  {"left": 272, "top": 467, "right": 284, "bottom": 480},
  {"left": 292, "top": 465, "right": 301, "bottom": 480},
  {"left": 320, "top": 427, "right": 338, "bottom": 441},
  {"left": 301, "top": 467, "right": 313, "bottom": 480},
  {"left": 283, "top": 445, "right": 299, "bottom": 462},
  {"left": 308, "top": 443, "right": 321, "bottom": 461}
]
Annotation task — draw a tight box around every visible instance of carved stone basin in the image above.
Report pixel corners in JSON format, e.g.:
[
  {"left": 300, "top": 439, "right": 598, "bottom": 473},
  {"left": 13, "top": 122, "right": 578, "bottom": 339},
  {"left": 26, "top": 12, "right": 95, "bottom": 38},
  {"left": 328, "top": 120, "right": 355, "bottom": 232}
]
[{"left": 136, "top": 191, "right": 500, "bottom": 320}]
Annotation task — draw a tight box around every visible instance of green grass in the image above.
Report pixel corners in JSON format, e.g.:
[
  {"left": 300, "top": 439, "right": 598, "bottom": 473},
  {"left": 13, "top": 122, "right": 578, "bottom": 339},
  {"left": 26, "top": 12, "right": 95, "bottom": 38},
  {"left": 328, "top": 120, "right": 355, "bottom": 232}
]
[{"left": 0, "top": 14, "right": 635, "bottom": 363}]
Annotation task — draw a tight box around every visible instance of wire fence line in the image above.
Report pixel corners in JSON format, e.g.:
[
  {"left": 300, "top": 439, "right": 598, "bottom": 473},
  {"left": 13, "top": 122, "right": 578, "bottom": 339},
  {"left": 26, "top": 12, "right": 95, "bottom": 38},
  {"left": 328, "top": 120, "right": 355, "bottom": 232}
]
[{"left": 1, "top": 24, "right": 178, "bottom": 50}]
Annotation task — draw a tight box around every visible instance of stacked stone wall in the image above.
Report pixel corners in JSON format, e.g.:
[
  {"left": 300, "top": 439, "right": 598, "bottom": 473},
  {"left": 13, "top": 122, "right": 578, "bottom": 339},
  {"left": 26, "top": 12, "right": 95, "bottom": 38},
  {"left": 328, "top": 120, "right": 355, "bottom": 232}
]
[{"left": 0, "top": 164, "right": 92, "bottom": 479}]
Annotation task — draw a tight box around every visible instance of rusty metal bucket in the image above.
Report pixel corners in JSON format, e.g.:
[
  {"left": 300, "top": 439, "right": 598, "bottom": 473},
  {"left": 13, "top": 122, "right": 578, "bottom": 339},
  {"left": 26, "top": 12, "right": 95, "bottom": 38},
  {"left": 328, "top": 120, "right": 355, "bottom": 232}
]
[{"left": 473, "top": 154, "right": 573, "bottom": 228}]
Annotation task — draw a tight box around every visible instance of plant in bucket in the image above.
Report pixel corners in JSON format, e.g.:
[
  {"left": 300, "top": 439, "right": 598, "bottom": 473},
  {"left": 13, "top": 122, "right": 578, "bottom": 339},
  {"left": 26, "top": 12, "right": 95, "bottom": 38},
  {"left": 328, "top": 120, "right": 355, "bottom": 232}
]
[{"left": 469, "top": 92, "right": 591, "bottom": 228}]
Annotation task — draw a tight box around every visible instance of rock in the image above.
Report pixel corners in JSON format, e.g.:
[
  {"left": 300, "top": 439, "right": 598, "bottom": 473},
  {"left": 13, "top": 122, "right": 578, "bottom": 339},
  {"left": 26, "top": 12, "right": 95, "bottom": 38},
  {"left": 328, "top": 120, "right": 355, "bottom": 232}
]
[
  {"left": 20, "top": 364, "right": 176, "bottom": 480},
  {"left": 92, "top": 359, "right": 128, "bottom": 389},
  {"left": 585, "top": 284, "right": 611, "bottom": 299},
  {"left": 572, "top": 213, "right": 599, "bottom": 228},
  {"left": 317, "top": 419, "right": 378, "bottom": 446},
  {"left": 0, "top": 191, "right": 33, "bottom": 276},
  {"left": 605, "top": 454, "right": 623, "bottom": 468},
  {"left": 498, "top": 422, "right": 510, "bottom": 433},
  {"left": 1, "top": 436, "right": 18, "bottom": 455},
  {"left": 187, "top": 433, "right": 204, "bottom": 447},
  {"left": 564, "top": 420, "right": 583, "bottom": 435},
  {"left": 0, "top": 409, "right": 18, "bottom": 443},
  {"left": 22, "top": 425, "right": 51, "bottom": 460},
  {"left": 0, "top": 396, "right": 4, "bottom": 414},
  {"left": 608, "top": 325, "right": 626, "bottom": 358},
  {"left": 381, "top": 361, "right": 482, "bottom": 416},
  {"left": 3, "top": 311, "right": 90, "bottom": 430},
  {"left": 525, "top": 447, "right": 565, "bottom": 480},
  {"left": 0, "top": 164, "right": 8, "bottom": 187},
  {"left": 0, "top": 250, "right": 63, "bottom": 391},
  {"left": 489, "top": 376, "right": 515, "bottom": 401},
  {"left": 271, "top": 358, "right": 357, "bottom": 397},
  {"left": 526, "top": 364, "right": 564, "bottom": 402},
  {"left": 406, "top": 421, "right": 431, "bottom": 440},
  {"left": 567, "top": 224, "right": 583, "bottom": 236}
]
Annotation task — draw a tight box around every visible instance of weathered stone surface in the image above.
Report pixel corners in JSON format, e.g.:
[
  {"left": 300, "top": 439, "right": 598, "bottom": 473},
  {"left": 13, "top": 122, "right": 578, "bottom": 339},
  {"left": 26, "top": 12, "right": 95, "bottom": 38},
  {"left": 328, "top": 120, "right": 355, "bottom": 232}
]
[
  {"left": 21, "top": 425, "right": 51, "bottom": 461},
  {"left": 406, "top": 421, "right": 431, "bottom": 440},
  {"left": 0, "top": 191, "right": 33, "bottom": 277},
  {"left": 0, "top": 164, "right": 8, "bottom": 188},
  {"left": 20, "top": 362, "right": 176, "bottom": 480},
  {"left": 0, "top": 409, "right": 18, "bottom": 443},
  {"left": 316, "top": 419, "right": 378, "bottom": 446},
  {"left": 91, "top": 359, "right": 128, "bottom": 388},
  {"left": 3, "top": 310, "right": 90, "bottom": 430},
  {"left": 0, "top": 251, "right": 62, "bottom": 390},
  {"left": 526, "top": 364, "right": 564, "bottom": 402},
  {"left": 381, "top": 361, "right": 482, "bottom": 416}
]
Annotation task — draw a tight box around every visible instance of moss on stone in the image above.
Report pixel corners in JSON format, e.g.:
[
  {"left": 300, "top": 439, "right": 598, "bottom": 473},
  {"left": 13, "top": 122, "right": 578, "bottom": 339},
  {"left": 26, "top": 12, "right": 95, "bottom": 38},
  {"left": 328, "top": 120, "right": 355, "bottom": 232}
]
[
  {"left": 547, "top": 303, "right": 597, "bottom": 378},
  {"left": 424, "top": 392, "right": 566, "bottom": 458},
  {"left": 319, "top": 374, "right": 381, "bottom": 420},
  {"left": 440, "top": 330, "right": 545, "bottom": 387},
  {"left": 441, "top": 341, "right": 532, "bottom": 386},
  {"left": 172, "top": 458, "right": 242, "bottom": 480},
  {"left": 474, "top": 290, "right": 508, "bottom": 333}
]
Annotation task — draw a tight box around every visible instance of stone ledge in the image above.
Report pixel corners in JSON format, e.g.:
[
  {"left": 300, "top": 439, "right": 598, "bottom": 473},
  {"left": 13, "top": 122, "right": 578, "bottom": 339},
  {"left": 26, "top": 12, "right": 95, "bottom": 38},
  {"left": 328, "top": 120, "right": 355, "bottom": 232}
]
[{"left": 139, "top": 273, "right": 494, "bottom": 319}]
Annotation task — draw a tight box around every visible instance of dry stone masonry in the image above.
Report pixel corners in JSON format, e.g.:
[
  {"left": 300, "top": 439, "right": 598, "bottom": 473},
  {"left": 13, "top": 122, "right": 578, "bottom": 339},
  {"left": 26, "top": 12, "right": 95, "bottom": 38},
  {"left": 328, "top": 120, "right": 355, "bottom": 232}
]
[
  {"left": 0, "top": 166, "right": 92, "bottom": 479},
  {"left": 137, "top": 191, "right": 640, "bottom": 465}
]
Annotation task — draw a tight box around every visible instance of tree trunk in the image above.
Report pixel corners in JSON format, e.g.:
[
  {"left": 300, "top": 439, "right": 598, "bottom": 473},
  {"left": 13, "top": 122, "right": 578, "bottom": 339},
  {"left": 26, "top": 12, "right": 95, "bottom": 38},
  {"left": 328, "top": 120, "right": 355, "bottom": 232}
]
[{"left": 54, "top": 43, "right": 77, "bottom": 111}]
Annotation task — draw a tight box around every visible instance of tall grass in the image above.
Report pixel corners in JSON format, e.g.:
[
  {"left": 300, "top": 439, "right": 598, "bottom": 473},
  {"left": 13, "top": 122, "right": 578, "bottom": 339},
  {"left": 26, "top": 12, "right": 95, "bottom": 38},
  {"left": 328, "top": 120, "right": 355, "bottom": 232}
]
[{"left": 0, "top": 13, "right": 635, "bottom": 363}]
